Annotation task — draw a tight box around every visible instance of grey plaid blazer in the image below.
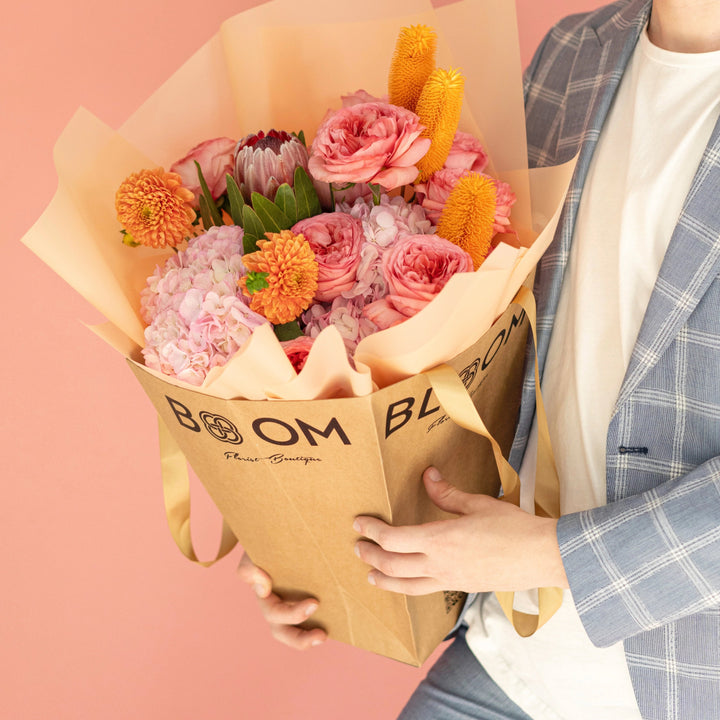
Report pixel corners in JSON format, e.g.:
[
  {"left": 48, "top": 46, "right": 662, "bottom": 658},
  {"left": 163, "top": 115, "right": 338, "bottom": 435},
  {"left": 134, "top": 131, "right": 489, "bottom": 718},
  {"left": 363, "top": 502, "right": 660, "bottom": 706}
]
[{"left": 508, "top": 0, "right": 720, "bottom": 717}]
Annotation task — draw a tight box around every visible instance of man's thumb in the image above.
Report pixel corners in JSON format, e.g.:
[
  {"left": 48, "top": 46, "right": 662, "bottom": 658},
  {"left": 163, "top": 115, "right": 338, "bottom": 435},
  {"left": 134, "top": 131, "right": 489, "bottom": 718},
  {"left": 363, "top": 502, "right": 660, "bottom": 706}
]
[{"left": 423, "top": 466, "right": 472, "bottom": 515}]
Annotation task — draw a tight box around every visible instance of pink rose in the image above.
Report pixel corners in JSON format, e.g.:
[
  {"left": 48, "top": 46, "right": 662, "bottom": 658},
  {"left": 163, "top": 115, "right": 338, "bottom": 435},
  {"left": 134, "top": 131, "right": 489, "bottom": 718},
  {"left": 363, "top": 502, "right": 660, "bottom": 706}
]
[
  {"left": 309, "top": 102, "right": 431, "bottom": 190},
  {"left": 363, "top": 234, "right": 473, "bottom": 329},
  {"left": 444, "top": 131, "right": 489, "bottom": 173},
  {"left": 341, "top": 89, "right": 388, "bottom": 107},
  {"left": 281, "top": 335, "right": 315, "bottom": 373},
  {"left": 293, "top": 213, "right": 365, "bottom": 302},
  {"left": 170, "top": 137, "right": 236, "bottom": 204},
  {"left": 361, "top": 297, "right": 406, "bottom": 330},
  {"left": 415, "top": 167, "right": 469, "bottom": 224},
  {"left": 492, "top": 177, "right": 517, "bottom": 235},
  {"left": 415, "top": 169, "right": 517, "bottom": 235}
]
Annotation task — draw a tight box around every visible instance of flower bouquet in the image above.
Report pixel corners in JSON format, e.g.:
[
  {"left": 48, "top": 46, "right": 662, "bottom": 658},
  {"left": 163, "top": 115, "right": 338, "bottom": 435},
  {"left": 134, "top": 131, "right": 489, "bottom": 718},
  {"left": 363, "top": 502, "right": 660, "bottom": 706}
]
[{"left": 22, "top": 0, "right": 576, "bottom": 664}]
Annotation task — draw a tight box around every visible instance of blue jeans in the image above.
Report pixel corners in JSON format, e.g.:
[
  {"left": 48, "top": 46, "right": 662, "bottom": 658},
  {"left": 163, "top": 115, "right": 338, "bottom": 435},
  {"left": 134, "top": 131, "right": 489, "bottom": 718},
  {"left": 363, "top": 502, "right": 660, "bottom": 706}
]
[{"left": 397, "top": 627, "right": 535, "bottom": 720}]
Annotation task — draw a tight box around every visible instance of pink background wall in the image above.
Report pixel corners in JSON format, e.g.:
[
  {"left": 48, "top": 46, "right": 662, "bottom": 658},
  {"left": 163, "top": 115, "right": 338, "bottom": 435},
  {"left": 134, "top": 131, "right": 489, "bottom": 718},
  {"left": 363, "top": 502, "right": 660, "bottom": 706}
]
[{"left": 2, "top": 1, "right": 603, "bottom": 718}]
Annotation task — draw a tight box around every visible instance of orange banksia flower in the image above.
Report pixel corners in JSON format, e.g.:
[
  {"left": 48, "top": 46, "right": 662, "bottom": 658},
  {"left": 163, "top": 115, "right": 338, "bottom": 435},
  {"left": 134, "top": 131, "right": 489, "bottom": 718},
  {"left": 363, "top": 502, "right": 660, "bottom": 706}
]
[
  {"left": 388, "top": 25, "right": 437, "bottom": 113},
  {"left": 415, "top": 68, "right": 465, "bottom": 181},
  {"left": 436, "top": 173, "right": 496, "bottom": 270},
  {"left": 115, "top": 168, "right": 196, "bottom": 248},
  {"left": 240, "top": 230, "right": 319, "bottom": 325}
]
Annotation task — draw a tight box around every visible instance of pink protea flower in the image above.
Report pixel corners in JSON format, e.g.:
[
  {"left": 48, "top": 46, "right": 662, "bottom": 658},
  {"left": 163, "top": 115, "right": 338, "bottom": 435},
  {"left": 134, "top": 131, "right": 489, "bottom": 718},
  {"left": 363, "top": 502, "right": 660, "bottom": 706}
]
[{"left": 234, "top": 129, "right": 309, "bottom": 202}]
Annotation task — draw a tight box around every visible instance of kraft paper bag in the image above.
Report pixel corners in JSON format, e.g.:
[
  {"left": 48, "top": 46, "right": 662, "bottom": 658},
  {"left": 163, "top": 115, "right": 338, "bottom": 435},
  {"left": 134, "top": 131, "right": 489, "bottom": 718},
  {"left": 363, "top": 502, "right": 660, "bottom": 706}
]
[
  {"left": 129, "top": 300, "right": 529, "bottom": 665},
  {"left": 19, "top": 0, "right": 577, "bottom": 664}
]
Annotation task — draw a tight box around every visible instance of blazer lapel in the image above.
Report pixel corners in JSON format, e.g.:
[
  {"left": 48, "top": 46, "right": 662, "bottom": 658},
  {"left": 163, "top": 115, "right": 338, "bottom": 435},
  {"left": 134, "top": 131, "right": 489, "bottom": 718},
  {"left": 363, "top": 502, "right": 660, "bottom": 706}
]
[
  {"left": 536, "top": 0, "right": 651, "bottom": 368},
  {"left": 616, "top": 118, "right": 720, "bottom": 407}
]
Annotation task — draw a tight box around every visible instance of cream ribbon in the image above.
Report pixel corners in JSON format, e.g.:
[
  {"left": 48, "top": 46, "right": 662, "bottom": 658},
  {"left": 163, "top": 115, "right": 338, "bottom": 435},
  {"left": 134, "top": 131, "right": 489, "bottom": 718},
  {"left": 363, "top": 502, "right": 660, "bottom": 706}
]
[
  {"left": 426, "top": 286, "right": 563, "bottom": 636},
  {"left": 157, "top": 416, "right": 237, "bottom": 566}
]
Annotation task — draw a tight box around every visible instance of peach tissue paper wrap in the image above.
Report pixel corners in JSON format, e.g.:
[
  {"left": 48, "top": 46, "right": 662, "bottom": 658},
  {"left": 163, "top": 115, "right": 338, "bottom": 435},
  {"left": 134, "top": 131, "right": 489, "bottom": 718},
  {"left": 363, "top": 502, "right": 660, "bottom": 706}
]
[{"left": 21, "top": 0, "right": 576, "bottom": 664}]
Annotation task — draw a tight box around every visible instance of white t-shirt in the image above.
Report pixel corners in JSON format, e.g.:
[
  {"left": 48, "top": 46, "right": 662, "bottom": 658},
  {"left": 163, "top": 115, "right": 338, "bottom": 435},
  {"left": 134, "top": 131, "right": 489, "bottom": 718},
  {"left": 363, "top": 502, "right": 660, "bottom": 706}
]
[{"left": 464, "top": 28, "right": 720, "bottom": 720}]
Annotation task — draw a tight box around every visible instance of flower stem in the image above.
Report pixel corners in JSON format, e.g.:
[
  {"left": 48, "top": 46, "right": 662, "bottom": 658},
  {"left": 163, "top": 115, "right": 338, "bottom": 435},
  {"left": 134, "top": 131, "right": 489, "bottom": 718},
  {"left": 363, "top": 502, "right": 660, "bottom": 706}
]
[{"left": 370, "top": 183, "right": 382, "bottom": 206}]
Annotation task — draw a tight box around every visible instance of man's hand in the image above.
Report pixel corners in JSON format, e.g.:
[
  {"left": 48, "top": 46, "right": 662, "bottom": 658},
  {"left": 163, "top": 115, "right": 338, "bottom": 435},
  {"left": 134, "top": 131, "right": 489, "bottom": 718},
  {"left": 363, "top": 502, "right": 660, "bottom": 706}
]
[
  {"left": 353, "top": 466, "right": 569, "bottom": 595},
  {"left": 237, "top": 553, "right": 327, "bottom": 650}
]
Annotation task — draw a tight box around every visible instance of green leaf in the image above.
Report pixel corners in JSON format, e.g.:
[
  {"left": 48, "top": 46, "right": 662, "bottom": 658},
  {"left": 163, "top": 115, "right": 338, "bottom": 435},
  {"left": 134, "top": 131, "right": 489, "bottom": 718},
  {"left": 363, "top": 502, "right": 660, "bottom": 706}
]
[
  {"left": 199, "top": 194, "right": 217, "bottom": 229},
  {"left": 242, "top": 205, "right": 266, "bottom": 253},
  {"left": 244, "top": 271, "right": 269, "bottom": 295},
  {"left": 273, "top": 320, "right": 303, "bottom": 341},
  {"left": 226, "top": 174, "right": 245, "bottom": 226},
  {"left": 294, "top": 130, "right": 306, "bottom": 147},
  {"left": 195, "top": 161, "right": 223, "bottom": 226},
  {"left": 274, "top": 183, "right": 297, "bottom": 225},
  {"left": 251, "top": 192, "right": 292, "bottom": 233},
  {"left": 294, "top": 166, "right": 322, "bottom": 221}
]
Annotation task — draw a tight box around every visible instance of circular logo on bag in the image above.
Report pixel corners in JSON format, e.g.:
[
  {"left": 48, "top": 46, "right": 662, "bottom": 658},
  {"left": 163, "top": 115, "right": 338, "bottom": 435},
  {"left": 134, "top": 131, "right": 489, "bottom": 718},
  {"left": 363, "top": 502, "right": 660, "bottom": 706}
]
[
  {"left": 459, "top": 359, "right": 481, "bottom": 390},
  {"left": 199, "top": 412, "right": 243, "bottom": 444}
]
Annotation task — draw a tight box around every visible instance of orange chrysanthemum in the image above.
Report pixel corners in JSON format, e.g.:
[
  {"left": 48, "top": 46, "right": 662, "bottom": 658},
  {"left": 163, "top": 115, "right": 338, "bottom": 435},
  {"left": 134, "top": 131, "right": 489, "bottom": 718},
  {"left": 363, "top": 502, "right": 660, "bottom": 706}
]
[
  {"left": 115, "top": 168, "right": 196, "bottom": 248},
  {"left": 240, "top": 230, "right": 318, "bottom": 325},
  {"left": 415, "top": 68, "right": 465, "bottom": 181},
  {"left": 388, "top": 24, "right": 437, "bottom": 113},
  {"left": 436, "top": 173, "right": 496, "bottom": 270}
]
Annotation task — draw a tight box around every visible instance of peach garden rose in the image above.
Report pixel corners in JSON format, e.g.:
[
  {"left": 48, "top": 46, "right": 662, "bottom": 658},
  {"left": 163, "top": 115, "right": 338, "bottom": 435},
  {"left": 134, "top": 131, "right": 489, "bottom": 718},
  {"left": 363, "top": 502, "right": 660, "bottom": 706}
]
[
  {"left": 444, "top": 130, "right": 489, "bottom": 173},
  {"left": 363, "top": 233, "right": 473, "bottom": 329},
  {"left": 292, "top": 213, "right": 365, "bottom": 302},
  {"left": 308, "top": 102, "right": 431, "bottom": 191}
]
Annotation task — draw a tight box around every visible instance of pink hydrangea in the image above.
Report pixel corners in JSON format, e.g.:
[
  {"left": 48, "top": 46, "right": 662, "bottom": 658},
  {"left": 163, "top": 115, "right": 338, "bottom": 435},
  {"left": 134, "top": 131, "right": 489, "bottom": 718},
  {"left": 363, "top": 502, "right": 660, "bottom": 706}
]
[
  {"left": 335, "top": 194, "right": 433, "bottom": 301},
  {"left": 141, "top": 225, "right": 268, "bottom": 385},
  {"left": 302, "top": 296, "right": 379, "bottom": 354}
]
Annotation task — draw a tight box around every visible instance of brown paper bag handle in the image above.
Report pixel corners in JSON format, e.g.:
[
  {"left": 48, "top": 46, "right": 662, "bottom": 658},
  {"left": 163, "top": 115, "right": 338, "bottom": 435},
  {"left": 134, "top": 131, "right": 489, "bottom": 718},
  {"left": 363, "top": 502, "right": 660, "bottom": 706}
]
[
  {"left": 157, "top": 414, "right": 238, "bottom": 566},
  {"left": 425, "top": 286, "right": 563, "bottom": 636}
]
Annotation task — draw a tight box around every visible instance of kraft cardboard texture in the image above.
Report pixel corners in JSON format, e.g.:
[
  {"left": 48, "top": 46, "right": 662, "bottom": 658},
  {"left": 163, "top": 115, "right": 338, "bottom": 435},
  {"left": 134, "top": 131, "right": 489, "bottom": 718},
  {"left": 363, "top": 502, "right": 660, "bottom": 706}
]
[{"left": 129, "top": 301, "right": 528, "bottom": 665}]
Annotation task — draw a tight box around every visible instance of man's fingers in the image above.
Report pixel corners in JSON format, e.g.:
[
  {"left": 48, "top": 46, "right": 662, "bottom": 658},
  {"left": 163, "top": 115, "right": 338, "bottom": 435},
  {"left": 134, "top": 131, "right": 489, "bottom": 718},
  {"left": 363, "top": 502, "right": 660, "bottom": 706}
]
[
  {"left": 353, "top": 515, "right": 431, "bottom": 553},
  {"left": 270, "top": 623, "right": 327, "bottom": 650},
  {"left": 366, "top": 570, "right": 441, "bottom": 596},
  {"left": 259, "top": 594, "right": 321, "bottom": 626},
  {"left": 237, "top": 552, "right": 272, "bottom": 598},
  {"left": 355, "top": 540, "right": 428, "bottom": 578}
]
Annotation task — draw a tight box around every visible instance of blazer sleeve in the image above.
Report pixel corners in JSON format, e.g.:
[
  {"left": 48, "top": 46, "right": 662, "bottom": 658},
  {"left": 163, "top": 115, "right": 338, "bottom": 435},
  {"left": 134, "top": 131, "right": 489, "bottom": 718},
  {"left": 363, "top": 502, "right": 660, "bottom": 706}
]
[{"left": 558, "top": 455, "right": 720, "bottom": 647}]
